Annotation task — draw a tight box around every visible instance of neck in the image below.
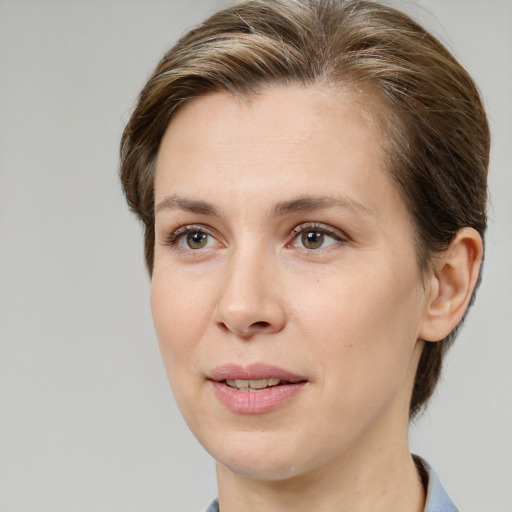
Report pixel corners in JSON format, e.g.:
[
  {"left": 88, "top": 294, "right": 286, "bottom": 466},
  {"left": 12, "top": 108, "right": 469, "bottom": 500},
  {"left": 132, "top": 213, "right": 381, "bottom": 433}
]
[
  {"left": 216, "top": 430, "right": 425, "bottom": 512},
  {"left": 216, "top": 343, "right": 426, "bottom": 512}
]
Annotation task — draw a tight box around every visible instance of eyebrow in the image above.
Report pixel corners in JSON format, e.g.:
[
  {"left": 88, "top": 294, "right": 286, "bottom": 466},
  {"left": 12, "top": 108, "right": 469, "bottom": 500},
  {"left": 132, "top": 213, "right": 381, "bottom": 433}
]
[
  {"left": 273, "top": 196, "right": 373, "bottom": 217},
  {"left": 155, "top": 195, "right": 221, "bottom": 216},
  {"left": 154, "top": 194, "right": 373, "bottom": 217}
]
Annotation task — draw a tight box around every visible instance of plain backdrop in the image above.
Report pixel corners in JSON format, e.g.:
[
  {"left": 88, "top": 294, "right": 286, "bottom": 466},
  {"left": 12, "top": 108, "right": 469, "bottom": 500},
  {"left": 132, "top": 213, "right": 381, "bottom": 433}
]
[{"left": 0, "top": 1, "right": 510, "bottom": 511}]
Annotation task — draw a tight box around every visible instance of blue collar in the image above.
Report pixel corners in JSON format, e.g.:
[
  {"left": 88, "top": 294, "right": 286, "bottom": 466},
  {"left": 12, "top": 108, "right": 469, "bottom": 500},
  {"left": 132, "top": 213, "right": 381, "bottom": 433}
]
[{"left": 418, "top": 457, "right": 458, "bottom": 512}]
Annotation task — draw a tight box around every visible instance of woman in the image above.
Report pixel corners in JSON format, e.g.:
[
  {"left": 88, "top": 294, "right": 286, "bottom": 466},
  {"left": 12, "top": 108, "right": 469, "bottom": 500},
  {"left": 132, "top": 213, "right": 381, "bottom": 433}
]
[{"left": 120, "top": 1, "right": 489, "bottom": 510}]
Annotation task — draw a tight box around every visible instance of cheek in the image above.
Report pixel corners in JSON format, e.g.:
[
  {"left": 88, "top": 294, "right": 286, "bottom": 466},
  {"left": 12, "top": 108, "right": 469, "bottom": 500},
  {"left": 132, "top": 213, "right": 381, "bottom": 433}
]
[
  {"left": 150, "top": 272, "right": 216, "bottom": 430},
  {"left": 150, "top": 272, "right": 208, "bottom": 375},
  {"left": 294, "top": 261, "right": 424, "bottom": 387},
  {"left": 293, "top": 275, "right": 423, "bottom": 448}
]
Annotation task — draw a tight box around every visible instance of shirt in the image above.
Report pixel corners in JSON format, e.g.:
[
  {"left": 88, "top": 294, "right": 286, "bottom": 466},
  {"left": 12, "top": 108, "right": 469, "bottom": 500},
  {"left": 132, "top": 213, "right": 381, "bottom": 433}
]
[{"left": 203, "top": 458, "right": 458, "bottom": 512}]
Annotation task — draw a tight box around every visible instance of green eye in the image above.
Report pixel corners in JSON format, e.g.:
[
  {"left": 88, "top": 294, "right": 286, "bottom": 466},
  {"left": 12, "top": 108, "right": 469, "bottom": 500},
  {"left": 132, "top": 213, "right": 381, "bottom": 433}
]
[
  {"left": 186, "top": 231, "right": 209, "bottom": 249},
  {"left": 301, "top": 230, "right": 325, "bottom": 249}
]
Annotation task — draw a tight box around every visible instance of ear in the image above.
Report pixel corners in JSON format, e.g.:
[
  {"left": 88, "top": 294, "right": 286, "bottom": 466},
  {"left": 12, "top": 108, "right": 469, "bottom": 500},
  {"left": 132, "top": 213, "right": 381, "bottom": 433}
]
[{"left": 419, "top": 227, "right": 483, "bottom": 342}]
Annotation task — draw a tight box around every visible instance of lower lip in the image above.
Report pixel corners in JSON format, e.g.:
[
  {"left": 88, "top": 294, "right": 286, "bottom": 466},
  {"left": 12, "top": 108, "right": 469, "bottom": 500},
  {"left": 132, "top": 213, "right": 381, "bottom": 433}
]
[{"left": 209, "top": 381, "right": 307, "bottom": 414}]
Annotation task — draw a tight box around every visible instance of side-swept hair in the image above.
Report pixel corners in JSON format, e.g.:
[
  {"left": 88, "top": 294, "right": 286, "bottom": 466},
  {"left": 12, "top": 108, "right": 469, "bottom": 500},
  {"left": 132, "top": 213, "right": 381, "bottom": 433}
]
[{"left": 120, "top": 0, "right": 489, "bottom": 417}]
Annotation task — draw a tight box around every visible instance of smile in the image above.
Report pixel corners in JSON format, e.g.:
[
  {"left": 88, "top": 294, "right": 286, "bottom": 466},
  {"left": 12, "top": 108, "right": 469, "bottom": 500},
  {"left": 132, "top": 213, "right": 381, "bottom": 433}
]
[
  {"left": 209, "top": 364, "right": 308, "bottom": 413},
  {"left": 225, "top": 378, "right": 282, "bottom": 391}
]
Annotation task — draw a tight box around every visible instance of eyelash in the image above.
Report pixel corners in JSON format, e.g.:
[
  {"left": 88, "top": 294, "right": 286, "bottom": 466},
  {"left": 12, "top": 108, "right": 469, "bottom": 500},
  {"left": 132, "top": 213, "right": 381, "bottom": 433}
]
[
  {"left": 289, "top": 222, "right": 348, "bottom": 250},
  {"left": 164, "top": 224, "right": 206, "bottom": 245},
  {"left": 163, "top": 222, "right": 348, "bottom": 252}
]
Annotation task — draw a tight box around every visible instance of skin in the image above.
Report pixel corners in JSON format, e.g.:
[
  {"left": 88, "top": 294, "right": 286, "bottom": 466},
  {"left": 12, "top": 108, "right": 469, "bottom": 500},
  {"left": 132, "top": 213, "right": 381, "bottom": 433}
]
[{"left": 150, "top": 86, "right": 481, "bottom": 512}]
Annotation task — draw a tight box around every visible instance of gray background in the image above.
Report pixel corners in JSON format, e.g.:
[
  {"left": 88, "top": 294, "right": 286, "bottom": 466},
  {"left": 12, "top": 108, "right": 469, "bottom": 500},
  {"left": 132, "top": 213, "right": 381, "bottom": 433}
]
[{"left": 0, "top": 1, "right": 510, "bottom": 511}]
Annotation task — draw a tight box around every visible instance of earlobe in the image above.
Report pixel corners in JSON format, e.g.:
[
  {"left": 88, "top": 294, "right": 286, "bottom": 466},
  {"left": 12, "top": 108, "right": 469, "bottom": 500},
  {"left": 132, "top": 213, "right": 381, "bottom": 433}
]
[{"left": 419, "top": 227, "right": 483, "bottom": 342}]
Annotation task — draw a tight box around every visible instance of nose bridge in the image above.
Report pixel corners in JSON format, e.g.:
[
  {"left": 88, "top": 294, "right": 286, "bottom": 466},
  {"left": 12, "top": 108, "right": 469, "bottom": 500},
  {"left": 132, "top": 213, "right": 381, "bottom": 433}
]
[{"left": 214, "top": 239, "right": 285, "bottom": 337}]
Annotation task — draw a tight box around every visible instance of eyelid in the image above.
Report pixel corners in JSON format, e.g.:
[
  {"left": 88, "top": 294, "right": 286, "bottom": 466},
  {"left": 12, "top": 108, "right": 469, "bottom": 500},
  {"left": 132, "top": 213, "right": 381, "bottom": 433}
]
[
  {"left": 162, "top": 223, "right": 223, "bottom": 248},
  {"left": 288, "top": 222, "right": 349, "bottom": 248},
  {"left": 159, "top": 221, "right": 349, "bottom": 251}
]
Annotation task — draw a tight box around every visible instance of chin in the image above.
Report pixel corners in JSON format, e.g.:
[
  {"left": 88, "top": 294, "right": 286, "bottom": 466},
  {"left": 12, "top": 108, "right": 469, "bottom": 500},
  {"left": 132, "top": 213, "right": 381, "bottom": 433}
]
[
  {"left": 199, "top": 427, "right": 325, "bottom": 481},
  {"left": 218, "top": 454, "right": 308, "bottom": 482}
]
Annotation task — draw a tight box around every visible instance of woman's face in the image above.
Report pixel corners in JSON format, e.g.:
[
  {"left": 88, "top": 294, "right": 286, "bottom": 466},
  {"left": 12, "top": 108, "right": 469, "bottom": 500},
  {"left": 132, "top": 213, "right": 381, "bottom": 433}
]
[{"left": 151, "top": 86, "right": 431, "bottom": 480}]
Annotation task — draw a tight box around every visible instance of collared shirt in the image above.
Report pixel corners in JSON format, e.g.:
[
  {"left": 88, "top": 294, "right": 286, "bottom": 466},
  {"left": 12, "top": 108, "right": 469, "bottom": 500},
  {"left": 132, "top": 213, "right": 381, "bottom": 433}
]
[
  {"left": 420, "top": 458, "right": 459, "bottom": 512},
  {"left": 203, "top": 458, "right": 458, "bottom": 512}
]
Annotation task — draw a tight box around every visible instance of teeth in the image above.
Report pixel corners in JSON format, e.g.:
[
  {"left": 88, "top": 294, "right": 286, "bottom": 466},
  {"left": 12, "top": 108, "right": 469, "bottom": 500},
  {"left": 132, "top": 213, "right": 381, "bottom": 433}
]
[{"left": 225, "top": 378, "right": 281, "bottom": 391}]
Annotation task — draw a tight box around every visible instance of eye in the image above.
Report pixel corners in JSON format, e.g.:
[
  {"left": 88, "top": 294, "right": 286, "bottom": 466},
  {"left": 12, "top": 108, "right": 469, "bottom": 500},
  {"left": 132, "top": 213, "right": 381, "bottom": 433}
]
[
  {"left": 290, "top": 224, "right": 345, "bottom": 250},
  {"left": 179, "top": 229, "right": 220, "bottom": 250},
  {"left": 300, "top": 230, "right": 328, "bottom": 250},
  {"left": 165, "top": 225, "right": 222, "bottom": 251},
  {"left": 183, "top": 231, "right": 210, "bottom": 249}
]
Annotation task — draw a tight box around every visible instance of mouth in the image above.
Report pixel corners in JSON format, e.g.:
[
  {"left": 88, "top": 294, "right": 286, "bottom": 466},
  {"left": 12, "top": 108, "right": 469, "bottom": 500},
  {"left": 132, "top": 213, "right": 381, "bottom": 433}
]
[
  {"left": 209, "top": 362, "right": 307, "bottom": 386},
  {"left": 208, "top": 363, "right": 308, "bottom": 414},
  {"left": 224, "top": 378, "right": 298, "bottom": 392}
]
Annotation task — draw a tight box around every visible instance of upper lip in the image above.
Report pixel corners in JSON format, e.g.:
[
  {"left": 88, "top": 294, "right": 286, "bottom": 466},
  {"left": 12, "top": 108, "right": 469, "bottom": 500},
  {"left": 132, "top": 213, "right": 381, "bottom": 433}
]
[{"left": 209, "top": 363, "right": 307, "bottom": 383}]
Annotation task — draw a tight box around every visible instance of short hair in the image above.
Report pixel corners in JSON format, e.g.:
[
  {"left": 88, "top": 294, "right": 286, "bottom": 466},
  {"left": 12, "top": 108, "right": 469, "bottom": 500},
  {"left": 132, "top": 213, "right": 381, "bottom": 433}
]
[{"left": 120, "top": 0, "right": 489, "bottom": 418}]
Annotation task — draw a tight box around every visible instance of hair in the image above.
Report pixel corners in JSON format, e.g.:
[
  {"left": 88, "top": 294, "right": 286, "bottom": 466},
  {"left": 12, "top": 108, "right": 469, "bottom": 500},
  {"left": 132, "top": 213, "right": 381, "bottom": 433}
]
[{"left": 120, "top": 0, "right": 489, "bottom": 418}]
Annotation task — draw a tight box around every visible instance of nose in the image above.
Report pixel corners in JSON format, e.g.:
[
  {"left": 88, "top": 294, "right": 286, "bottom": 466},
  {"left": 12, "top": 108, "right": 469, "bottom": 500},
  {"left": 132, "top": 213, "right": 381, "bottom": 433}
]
[{"left": 213, "top": 246, "right": 286, "bottom": 339}]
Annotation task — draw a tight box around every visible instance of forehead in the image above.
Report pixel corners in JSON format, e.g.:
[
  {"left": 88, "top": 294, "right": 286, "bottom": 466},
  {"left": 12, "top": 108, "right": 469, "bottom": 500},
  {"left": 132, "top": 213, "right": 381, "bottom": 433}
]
[
  {"left": 156, "top": 85, "right": 385, "bottom": 181},
  {"left": 154, "top": 85, "right": 405, "bottom": 223},
  {"left": 161, "top": 84, "right": 382, "bottom": 140}
]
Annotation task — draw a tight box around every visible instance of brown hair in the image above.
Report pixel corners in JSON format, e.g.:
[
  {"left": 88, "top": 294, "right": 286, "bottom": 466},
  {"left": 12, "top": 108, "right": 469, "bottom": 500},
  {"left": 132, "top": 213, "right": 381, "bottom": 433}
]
[{"left": 120, "top": 0, "right": 489, "bottom": 418}]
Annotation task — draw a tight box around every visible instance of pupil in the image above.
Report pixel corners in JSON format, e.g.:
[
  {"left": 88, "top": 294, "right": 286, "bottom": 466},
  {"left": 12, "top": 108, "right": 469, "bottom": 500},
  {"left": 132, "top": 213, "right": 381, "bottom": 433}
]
[
  {"left": 187, "top": 232, "right": 207, "bottom": 249},
  {"left": 302, "top": 230, "right": 324, "bottom": 249}
]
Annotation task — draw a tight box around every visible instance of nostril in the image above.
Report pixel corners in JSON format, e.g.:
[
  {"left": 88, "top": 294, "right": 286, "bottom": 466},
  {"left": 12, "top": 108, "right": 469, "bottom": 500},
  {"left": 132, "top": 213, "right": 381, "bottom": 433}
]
[
  {"left": 251, "top": 321, "right": 271, "bottom": 329},
  {"left": 217, "top": 322, "right": 230, "bottom": 333}
]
